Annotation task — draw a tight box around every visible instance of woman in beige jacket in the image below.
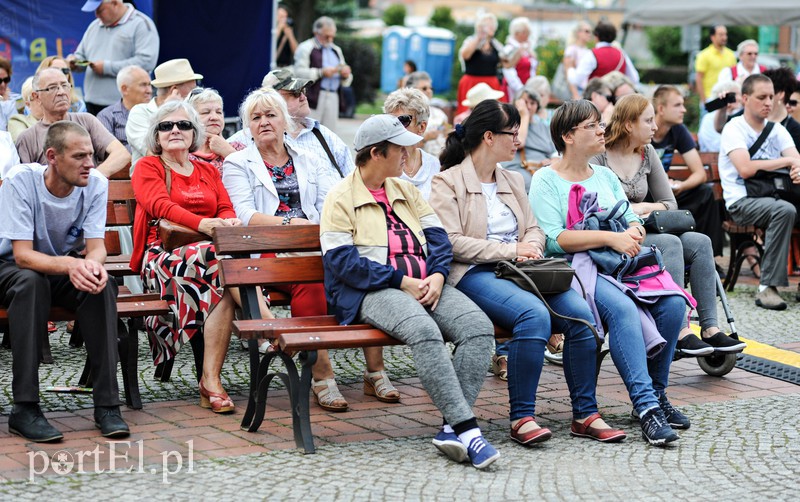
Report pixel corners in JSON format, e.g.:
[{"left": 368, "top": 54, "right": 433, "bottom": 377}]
[{"left": 430, "top": 100, "right": 626, "bottom": 446}]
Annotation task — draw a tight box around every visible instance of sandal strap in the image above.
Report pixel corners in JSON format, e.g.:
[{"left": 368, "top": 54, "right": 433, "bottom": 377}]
[
  {"left": 581, "top": 412, "right": 602, "bottom": 429},
  {"left": 312, "top": 378, "right": 345, "bottom": 404},
  {"left": 511, "top": 416, "right": 537, "bottom": 432},
  {"left": 365, "top": 370, "right": 398, "bottom": 396}
]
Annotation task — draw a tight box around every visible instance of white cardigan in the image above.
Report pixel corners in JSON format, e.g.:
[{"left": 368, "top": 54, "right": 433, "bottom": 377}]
[{"left": 222, "top": 140, "right": 340, "bottom": 226}]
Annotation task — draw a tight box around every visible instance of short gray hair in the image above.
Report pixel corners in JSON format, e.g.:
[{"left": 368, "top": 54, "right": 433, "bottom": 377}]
[
  {"left": 737, "top": 39, "right": 759, "bottom": 58},
  {"left": 313, "top": 16, "right": 336, "bottom": 33},
  {"left": 116, "top": 65, "right": 145, "bottom": 92},
  {"left": 186, "top": 87, "right": 224, "bottom": 109},
  {"left": 32, "top": 68, "right": 63, "bottom": 92},
  {"left": 21, "top": 76, "right": 34, "bottom": 102},
  {"left": 526, "top": 76, "right": 551, "bottom": 98},
  {"left": 405, "top": 71, "right": 432, "bottom": 89},
  {"left": 711, "top": 79, "right": 741, "bottom": 97},
  {"left": 508, "top": 17, "right": 530, "bottom": 37},
  {"left": 44, "top": 121, "right": 90, "bottom": 155},
  {"left": 383, "top": 88, "right": 430, "bottom": 123},
  {"left": 145, "top": 100, "right": 204, "bottom": 155},
  {"left": 474, "top": 13, "right": 498, "bottom": 33},
  {"left": 239, "top": 87, "right": 292, "bottom": 133}
]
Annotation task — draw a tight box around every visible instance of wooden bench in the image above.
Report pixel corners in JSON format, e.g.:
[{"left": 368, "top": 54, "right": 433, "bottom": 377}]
[
  {"left": 213, "top": 224, "right": 604, "bottom": 454},
  {"left": 669, "top": 151, "right": 763, "bottom": 290},
  {"left": 0, "top": 178, "right": 170, "bottom": 410}
]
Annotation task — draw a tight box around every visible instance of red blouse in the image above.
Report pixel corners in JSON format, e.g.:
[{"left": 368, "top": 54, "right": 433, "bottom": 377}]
[{"left": 129, "top": 156, "right": 236, "bottom": 272}]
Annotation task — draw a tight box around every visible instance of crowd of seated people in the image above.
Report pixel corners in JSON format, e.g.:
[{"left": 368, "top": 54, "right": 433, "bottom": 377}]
[{"left": 0, "top": 13, "right": 772, "bottom": 470}]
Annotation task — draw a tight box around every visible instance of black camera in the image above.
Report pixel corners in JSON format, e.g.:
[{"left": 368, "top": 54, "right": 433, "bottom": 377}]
[{"left": 705, "top": 92, "right": 736, "bottom": 112}]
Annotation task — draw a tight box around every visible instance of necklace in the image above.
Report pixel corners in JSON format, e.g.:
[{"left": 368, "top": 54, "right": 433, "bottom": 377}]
[{"left": 404, "top": 150, "right": 422, "bottom": 177}]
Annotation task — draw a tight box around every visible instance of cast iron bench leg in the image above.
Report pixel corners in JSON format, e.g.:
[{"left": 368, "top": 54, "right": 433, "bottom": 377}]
[
  {"left": 295, "top": 350, "right": 317, "bottom": 454},
  {"left": 119, "top": 318, "right": 143, "bottom": 409}
]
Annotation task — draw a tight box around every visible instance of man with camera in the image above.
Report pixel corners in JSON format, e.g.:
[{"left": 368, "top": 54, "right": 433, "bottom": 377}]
[{"left": 719, "top": 74, "right": 800, "bottom": 310}]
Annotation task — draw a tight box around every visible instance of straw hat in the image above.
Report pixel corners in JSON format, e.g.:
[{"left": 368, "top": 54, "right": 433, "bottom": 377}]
[
  {"left": 461, "top": 82, "right": 505, "bottom": 108},
  {"left": 150, "top": 59, "right": 204, "bottom": 88}
]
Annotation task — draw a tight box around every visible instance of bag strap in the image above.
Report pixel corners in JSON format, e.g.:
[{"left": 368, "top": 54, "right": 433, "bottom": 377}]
[
  {"left": 496, "top": 261, "right": 601, "bottom": 346},
  {"left": 149, "top": 158, "right": 173, "bottom": 228},
  {"left": 748, "top": 122, "right": 774, "bottom": 159},
  {"left": 311, "top": 127, "right": 344, "bottom": 178}
]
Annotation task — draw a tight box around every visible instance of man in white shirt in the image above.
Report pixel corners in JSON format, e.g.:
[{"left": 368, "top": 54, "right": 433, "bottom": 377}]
[{"left": 719, "top": 74, "right": 800, "bottom": 310}]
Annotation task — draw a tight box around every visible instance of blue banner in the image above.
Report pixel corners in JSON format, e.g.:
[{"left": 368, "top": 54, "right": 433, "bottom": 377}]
[{"left": 0, "top": 1, "right": 153, "bottom": 93}]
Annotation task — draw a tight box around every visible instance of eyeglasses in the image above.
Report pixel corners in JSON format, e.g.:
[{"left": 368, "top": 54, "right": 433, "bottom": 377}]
[
  {"left": 788, "top": 99, "right": 798, "bottom": 107},
  {"left": 36, "top": 82, "right": 72, "bottom": 93},
  {"left": 494, "top": 130, "right": 519, "bottom": 140},
  {"left": 58, "top": 68, "right": 71, "bottom": 76},
  {"left": 156, "top": 120, "right": 194, "bottom": 132},
  {"left": 0, "top": 76, "right": 10, "bottom": 85},
  {"left": 281, "top": 88, "right": 306, "bottom": 99},
  {"left": 742, "top": 51, "right": 759, "bottom": 56},
  {"left": 186, "top": 87, "right": 205, "bottom": 102},
  {"left": 397, "top": 114, "right": 414, "bottom": 127},
  {"left": 572, "top": 121, "right": 606, "bottom": 131}
]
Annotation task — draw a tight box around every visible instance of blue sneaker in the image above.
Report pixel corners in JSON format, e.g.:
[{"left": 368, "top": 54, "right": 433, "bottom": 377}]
[
  {"left": 639, "top": 408, "right": 680, "bottom": 446},
  {"left": 466, "top": 436, "right": 500, "bottom": 469},
  {"left": 432, "top": 429, "right": 467, "bottom": 463}
]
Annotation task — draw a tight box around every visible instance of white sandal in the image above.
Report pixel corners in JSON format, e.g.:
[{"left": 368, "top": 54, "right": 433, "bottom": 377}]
[
  {"left": 311, "top": 378, "right": 348, "bottom": 412},
  {"left": 363, "top": 370, "right": 400, "bottom": 403}
]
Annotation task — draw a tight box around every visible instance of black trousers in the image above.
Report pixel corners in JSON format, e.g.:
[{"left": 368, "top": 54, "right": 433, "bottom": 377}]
[
  {"left": 0, "top": 262, "right": 120, "bottom": 406},
  {"left": 85, "top": 102, "right": 106, "bottom": 116},
  {"left": 676, "top": 183, "right": 725, "bottom": 257}
]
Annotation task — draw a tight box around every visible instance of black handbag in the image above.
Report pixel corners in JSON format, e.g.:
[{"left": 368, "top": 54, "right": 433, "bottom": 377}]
[
  {"left": 495, "top": 259, "right": 574, "bottom": 295},
  {"left": 494, "top": 259, "right": 600, "bottom": 344},
  {"left": 743, "top": 122, "right": 800, "bottom": 204},
  {"left": 643, "top": 210, "right": 696, "bottom": 234}
]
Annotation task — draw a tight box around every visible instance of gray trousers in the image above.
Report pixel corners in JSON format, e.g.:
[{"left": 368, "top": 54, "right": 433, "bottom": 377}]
[
  {"left": 357, "top": 284, "right": 494, "bottom": 428},
  {"left": 645, "top": 231, "right": 719, "bottom": 331},
  {"left": 728, "top": 197, "right": 797, "bottom": 287}
]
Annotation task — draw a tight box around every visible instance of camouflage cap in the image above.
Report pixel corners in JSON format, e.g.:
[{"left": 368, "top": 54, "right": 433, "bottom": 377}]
[{"left": 261, "top": 68, "right": 312, "bottom": 92}]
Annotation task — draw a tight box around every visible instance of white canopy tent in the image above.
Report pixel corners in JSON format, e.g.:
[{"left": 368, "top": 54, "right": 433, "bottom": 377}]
[{"left": 624, "top": 0, "right": 800, "bottom": 26}]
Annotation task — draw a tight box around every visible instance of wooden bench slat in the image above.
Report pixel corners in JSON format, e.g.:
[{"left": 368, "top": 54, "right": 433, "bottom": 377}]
[
  {"left": 220, "top": 256, "right": 323, "bottom": 287},
  {"left": 232, "top": 315, "right": 340, "bottom": 339},
  {"left": 213, "top": 225, "right": 321, "bottom": 255},
  {"left": 0, "top": 299, "right": 167, "bottom": 323},
  {"left": 279, "top": 330, "right": 404, "bottom": 351}
]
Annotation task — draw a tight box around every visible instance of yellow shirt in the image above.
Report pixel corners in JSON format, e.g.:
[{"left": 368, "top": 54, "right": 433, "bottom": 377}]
[{"left": 694, "top": 45, "right": 737, "bottom": 99}]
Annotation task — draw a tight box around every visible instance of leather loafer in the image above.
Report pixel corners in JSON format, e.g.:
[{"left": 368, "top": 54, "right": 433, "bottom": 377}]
[
  {"left": 571, "top": 412, "right": 626, "bottom": 443},
  {"left": 94, "top": 406, "right": 130, "bottom": 438},
  {"left": 510, "top": 416, "right": 552, "bottom": 445},
  {"left": 9, "top": 403, "right": 63, "bottom": 443}
]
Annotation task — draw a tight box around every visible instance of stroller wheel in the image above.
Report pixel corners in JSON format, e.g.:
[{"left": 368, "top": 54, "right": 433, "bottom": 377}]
[{"left": 697, "top": 352, "right": 737, "bottom": 377}]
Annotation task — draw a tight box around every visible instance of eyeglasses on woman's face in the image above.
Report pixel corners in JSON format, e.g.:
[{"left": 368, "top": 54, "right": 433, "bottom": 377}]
[
  {"left": 572, "top": 121, "right": 606, "bottom": 131},
  {"left": 156, "top": 120, "right": 194, "bottom": 132},
  {"left": 494, "top": 130, "right": 519, "bottom": 141},
  {"left": 396, "top": 114, "right": 414, "bottom": 127}
]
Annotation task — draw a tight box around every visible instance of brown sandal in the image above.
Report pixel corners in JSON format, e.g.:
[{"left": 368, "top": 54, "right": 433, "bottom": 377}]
[
  {"left": 312, "top": 378, "right": 348, "bottom": 412},
  {"left": 491, "top": 355, "right": 508, "bottom": 381},
  {"left": 546, "top": 333, "right": 564, "bottom": 354},
  {"left": 363, "top": 370, "right": 400, "bottom": 403}
]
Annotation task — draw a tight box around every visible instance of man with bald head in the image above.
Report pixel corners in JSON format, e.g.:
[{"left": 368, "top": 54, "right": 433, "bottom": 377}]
[
  {"left": 97, "top": 65, "right": 152, "bottom": 152},
  {"left": 15, "top": 68, "right": 131, "bottom": 177}
]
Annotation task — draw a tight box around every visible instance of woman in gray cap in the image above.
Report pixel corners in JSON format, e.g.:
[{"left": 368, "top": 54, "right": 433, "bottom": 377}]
[{"left": 319, "top": 115, "right": 500, "bottom": 469}]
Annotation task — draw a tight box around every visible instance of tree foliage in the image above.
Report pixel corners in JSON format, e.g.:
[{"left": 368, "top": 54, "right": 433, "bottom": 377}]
[
  {"left": 429, "top": 7, "right": 456, "bottom": 32},
  {"left": 382, "top": 4, "right": 406, "bottom": 27}
]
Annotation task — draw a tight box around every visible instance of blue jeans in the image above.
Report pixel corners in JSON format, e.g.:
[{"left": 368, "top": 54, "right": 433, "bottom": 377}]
[
  {"left": 593, "top": 276, "right": 684, "bottom": 414},
  {"left": 457, "top": 265, "right": 598, "bottom": 420}
]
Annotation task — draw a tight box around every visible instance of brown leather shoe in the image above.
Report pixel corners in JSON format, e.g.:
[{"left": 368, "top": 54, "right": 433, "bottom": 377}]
[
  {"left": 570, "top": 413, "right": 626, "bottom": 442},
  {"left": 755, "top": 286, "right": 787, "bottom": 311}
]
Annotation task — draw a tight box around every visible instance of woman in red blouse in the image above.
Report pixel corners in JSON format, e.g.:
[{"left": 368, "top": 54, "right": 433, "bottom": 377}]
[{"left": 130, "top": 101, "right": 271, "bottom": 414}]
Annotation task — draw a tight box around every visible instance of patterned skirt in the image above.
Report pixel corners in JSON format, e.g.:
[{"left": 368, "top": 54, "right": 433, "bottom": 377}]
[{"left": 142, "top": 241, "right": 223, "bottom": 366}]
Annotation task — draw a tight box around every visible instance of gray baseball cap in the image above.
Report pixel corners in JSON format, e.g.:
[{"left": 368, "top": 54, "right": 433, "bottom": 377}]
[
  {"left": 261, "top": 68, "right": 312, "bottom": 92},
  {"left": 354, "top": 115, "right": 423, "bottom": 151}
]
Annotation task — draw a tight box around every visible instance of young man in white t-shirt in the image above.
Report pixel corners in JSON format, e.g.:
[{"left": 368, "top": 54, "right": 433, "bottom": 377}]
[
  {"left": 0, "top": 121, "right": 129, "bottom": 442},
  {"left": 719, "top": 74, "right": 800, "bottom": 310}
]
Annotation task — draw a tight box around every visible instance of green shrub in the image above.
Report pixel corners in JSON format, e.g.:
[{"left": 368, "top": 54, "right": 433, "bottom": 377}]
[
  {"left": 536, "top": 38, "right": 565, "bottom": 82},
  {"left": 382, "top": 4, "right": 406, "bottom": 27},
  {"left": 429, "top": 7, "right": 456, "bottom": 32},
  {"left": 338, "top": 36, "right": 381, "bottom": 106}
]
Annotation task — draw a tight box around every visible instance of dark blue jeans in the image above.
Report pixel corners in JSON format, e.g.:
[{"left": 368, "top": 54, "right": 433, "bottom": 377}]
[
  {"left": 593, "top": 276, "right": 684, "bottom": 414},
  {"left": 457, "top": 265, "right": 598, "bottom": 421}
]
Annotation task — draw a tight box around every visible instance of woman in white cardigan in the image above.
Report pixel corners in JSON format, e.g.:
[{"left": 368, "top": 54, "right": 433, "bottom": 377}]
[{"left": 222, "top": 88, "right": 395, "bottom": 413}]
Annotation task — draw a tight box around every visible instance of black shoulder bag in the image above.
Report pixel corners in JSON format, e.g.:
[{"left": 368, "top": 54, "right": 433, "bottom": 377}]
[
  {"left": 743, "top": 122, "right": 800, "bottom": 204},
  {"left": 311, "top": 127, "right": 345, "bottom": 178}
]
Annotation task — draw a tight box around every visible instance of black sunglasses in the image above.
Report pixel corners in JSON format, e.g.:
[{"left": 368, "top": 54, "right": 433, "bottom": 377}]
[
  {"left": 0, "top": 77, "right": 10, "bottom": 85},
  {"left": 59, "top": 68, "right": 71, "bottom": 76},
  {"left": 156, "top": 120, "right": 193, "bottom": 132},
  {"left": 397, "top": 114, "right": 413, "bottom": 127},
  {"left": 789, "top": 99, "right": 799, "bottom": 107}
]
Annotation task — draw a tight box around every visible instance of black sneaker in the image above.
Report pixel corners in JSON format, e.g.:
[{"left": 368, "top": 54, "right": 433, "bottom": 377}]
[
  {"left": 676, "top": 334, "right": 714, "bottom": 357},
  {"left": 94, "top": 406, "right": 130, "bottom": 438},
  {"left": 703, "top": 332, "right": 746, "bottom": 353},
  {"left": 8, "top": 403, "right": 63, "bottom": 442},
  {"left": 639, "top": 407, "right": 679, "bottom": 446},
  {"left": 658, "top": 393, "right": 690, "bottom": 429}
]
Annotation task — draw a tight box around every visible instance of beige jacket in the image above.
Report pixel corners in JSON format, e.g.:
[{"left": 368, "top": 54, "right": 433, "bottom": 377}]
[{"left": 430, "top": 155, "right": 546, "bottom": 286}]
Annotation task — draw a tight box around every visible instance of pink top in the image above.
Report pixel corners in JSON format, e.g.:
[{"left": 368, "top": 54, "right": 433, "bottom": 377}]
[{"left": 370, "top": 187, "right": 427, "bottom": 279}]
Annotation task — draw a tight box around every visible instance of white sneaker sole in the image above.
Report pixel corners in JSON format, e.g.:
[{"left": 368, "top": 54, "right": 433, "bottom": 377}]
[{"left": 432, "top": 439, "right": 468, "bottom": 463}]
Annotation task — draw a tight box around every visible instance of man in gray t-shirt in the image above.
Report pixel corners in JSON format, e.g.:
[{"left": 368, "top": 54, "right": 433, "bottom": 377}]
[{"left": 0, "top": 122, "right": 130, "bottom": 442}]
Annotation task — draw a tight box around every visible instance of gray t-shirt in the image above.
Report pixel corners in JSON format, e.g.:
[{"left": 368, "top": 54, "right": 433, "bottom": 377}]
[
  {"left": 0, "top": 163, "right": 108, "bottom": 262},
  {"left": 14, "top": 113, "right": 114, "bottom": 165}
]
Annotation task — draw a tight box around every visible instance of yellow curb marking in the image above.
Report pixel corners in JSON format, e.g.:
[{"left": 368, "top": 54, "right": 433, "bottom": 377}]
[{"left": 689, "top": 324, "right": 800, "bottom": 368}]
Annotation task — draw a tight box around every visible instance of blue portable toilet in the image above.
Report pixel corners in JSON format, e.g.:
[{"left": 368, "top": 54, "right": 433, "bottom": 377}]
[
  {"left": 381, "top": 26, "right": 413, "bottom": 94},
  {"left": 406, "top": 27, "right": 456, "bottom": 95}
]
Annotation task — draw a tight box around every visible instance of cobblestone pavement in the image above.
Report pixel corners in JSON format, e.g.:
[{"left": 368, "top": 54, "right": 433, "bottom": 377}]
[{"left": 0, "top": 394, "right": 796, "bottom": 500}]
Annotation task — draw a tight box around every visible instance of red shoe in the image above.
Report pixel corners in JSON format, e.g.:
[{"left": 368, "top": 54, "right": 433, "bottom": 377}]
[
  {"left": 510, "top": 416, "right": 552, "bottom": 445},
  {"left": 47, "top": 322, "right": 57, "bottom": 333},
  {"left": 199, "top": 378, "right": 235, "bottom": 414},
  {"left": 571, "top": 413, "right": 627, "bottom": 442}
]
